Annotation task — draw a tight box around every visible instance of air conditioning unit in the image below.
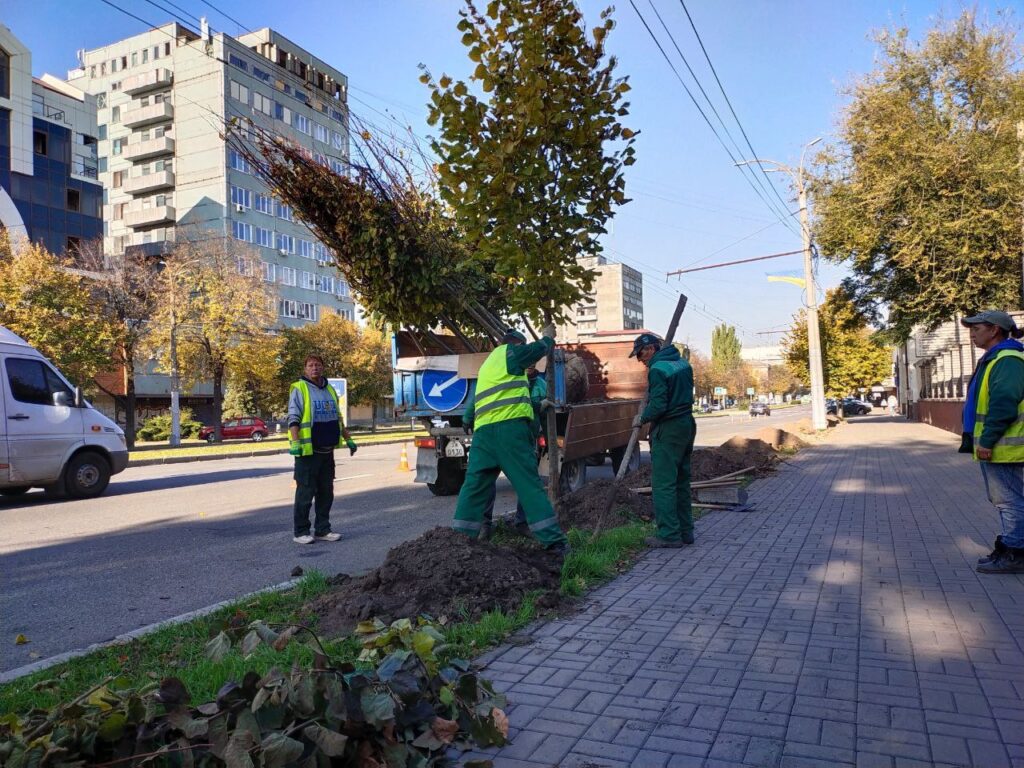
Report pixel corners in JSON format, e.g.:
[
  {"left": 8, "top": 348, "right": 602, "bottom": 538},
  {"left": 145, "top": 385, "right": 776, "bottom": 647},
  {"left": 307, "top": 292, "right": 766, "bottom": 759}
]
[
  {"left": 235, "top": 203, "right": 246, "bottom": 213},
  {"left": 279, "top": 248, "right": 289, "bottom": 256}
]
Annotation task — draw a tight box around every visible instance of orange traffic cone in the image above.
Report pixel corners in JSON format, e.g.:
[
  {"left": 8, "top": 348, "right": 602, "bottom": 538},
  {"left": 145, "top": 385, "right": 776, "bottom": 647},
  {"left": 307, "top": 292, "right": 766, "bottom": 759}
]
[{"left": 397, "top": 443, "right": 412, "bottom": 472}]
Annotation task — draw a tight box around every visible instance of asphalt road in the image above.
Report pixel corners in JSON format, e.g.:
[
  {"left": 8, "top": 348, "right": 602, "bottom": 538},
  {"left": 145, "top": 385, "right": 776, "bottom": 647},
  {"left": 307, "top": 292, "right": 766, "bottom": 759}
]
[{"left": 0, "top": 404, "right": 810, "bottom": 673}]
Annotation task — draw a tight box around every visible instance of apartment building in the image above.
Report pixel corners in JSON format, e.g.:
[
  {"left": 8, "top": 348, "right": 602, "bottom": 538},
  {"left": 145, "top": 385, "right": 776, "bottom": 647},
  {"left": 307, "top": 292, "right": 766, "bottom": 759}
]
[
  {"left": 0, "top": 25, "right": 102, "bottom": 255},
  {"left": 559, "top": 255, "right": 644, "bottom": 343},
  {"left": 65, "top": 21, "right": 355, "bottom": 326}
]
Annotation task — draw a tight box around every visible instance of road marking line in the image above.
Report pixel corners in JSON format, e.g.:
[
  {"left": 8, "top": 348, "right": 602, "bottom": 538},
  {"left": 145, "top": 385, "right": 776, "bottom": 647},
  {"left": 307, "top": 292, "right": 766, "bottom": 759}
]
[{"left": 336, "top": 473, "right": 373, "bottom": 482}]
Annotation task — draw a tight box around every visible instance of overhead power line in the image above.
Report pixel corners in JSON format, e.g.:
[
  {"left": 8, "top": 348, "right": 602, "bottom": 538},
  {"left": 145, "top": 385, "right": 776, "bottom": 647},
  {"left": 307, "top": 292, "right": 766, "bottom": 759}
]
[{"left": 667, "top": 248, "right": 803, "bottom": 277}]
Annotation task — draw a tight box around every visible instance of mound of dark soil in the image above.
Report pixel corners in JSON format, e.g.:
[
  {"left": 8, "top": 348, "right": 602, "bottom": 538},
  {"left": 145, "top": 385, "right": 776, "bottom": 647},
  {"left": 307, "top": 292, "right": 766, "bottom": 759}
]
[
  {"left": 560, "top": 477, "right": 654, "bottom": 530},
  {"left": 715, "top": 436, "right": 779, "bottom": 475},
  {"left": 308, "top": 527, "right": 562, "bottom": 639},
  {"left": 754, "top": 427, "right": 807, "bottom": 452}
]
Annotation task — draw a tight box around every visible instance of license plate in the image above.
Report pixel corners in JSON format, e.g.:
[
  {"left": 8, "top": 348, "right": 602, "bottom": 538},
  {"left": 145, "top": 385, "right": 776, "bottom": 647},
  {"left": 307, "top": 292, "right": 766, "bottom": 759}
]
[{"left": 445, "top": 441, "right": 465, "bottom": 458}]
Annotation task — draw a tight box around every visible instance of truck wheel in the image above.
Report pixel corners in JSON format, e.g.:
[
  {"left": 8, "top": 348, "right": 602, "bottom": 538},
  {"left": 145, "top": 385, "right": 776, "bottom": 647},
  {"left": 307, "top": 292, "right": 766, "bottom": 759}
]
[
  {"left": 64, "top": 451, "right": 111, "bottom": 499},
  {"left": 0, "top": 486, "right": 30, "bottom": 497},
  {"left": 427, "top": 458, "right": 465, "bottom": 496},
  {"left": 610, "top": 445, "right": 641, "bottom": 475},
  {"left": 559, "top": 458, "right": 587, "bottom": 495}
]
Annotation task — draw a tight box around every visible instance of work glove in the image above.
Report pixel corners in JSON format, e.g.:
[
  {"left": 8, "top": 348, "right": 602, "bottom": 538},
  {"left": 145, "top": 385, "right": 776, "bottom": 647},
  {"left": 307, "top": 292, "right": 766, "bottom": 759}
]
[
  {"left": 346, "top": 438, "right": 358, "bottom": 456},
  {"left": 288, "top": 440, "right": 302, "bottom": 457},
  {"left": 541, "top": 322, "right": 556, "bottom": 340},
  {"left": 463, "top": 422, "right": 472, "bottom": 435},
  {"left": 539, "top": 398, "right": 554, "bottom": 412}
]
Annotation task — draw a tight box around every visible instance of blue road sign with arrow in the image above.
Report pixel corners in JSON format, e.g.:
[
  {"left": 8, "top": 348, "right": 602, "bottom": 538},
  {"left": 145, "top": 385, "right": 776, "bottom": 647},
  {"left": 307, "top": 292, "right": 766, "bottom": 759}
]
[{"left": 421, "top": 369, "right": 469, "bottom": 412}]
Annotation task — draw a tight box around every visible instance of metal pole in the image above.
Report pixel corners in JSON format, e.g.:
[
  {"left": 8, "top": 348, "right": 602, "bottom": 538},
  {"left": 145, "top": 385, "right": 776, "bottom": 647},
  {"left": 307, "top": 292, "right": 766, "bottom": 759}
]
[
  {"left": 799, "top": 182, "right": 827, "bottom": 430},
  {"left": 1018, "top": 120, "right": 1024, "bottom": 307},
  {"left": 169, "top": 276, "right": 181, "bottom": 448}
]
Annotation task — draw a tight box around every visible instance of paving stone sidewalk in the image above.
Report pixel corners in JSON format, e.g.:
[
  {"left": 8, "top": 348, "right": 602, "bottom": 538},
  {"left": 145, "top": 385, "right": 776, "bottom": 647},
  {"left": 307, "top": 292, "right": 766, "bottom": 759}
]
[{"left": 463, "top": 417, "right": 1024, "bottom": 768}]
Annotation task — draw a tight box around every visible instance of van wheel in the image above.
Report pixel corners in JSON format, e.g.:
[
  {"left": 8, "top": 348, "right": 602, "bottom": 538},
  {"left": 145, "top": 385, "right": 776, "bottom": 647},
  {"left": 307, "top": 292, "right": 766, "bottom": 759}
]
[
  {"left": 65, "top": 452, "right": 111, "bottom": 498},
  {"left": 0, "top": 486, "right": 30, "bottom": 497}
]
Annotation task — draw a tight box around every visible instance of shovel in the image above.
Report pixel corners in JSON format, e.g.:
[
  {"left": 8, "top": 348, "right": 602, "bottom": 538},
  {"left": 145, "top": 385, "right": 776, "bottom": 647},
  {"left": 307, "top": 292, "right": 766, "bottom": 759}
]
[{"left": 591, "top": 292, "right": 688, "bottom": 538}]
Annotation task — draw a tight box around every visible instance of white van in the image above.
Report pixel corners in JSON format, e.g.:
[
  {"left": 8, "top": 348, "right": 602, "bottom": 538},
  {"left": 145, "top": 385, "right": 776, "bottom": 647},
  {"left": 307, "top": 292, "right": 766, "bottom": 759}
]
[{"left": 0, "top": 326, "right": 128, "bottom": 499}]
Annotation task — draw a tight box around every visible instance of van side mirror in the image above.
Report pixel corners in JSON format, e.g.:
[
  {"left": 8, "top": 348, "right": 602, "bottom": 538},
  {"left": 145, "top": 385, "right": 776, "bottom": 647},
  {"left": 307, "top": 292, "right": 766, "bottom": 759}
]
[
  {"left": 74, "top": 387, "right": 84, "bottom": 408},
  {"left": 53, "top": 391, "right": 74, "bottom": 407}
]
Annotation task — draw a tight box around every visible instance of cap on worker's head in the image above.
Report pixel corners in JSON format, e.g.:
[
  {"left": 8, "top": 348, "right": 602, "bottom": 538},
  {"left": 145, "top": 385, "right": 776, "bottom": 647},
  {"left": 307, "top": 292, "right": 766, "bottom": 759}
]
[
  {"left": 629, "top": 332, "right": 662, "bottom": 357},
  {"left": 961, "top": 310, "right": 1018, "bottom": 333},
  {"left": 502, "top": 328, "right": 527, "bottom": 345}
]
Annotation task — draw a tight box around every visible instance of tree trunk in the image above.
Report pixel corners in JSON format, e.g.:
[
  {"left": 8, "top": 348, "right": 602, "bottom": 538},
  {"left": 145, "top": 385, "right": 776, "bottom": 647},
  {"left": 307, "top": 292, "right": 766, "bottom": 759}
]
[
  {"left": 544, "top": 312, "right": 560, "bottom": 512},
  {"left": 213, "top": 363, "right": 224, "bottom": 443},
  {"left": 123, "top": 342, "right": 137, "bottom": 450}
]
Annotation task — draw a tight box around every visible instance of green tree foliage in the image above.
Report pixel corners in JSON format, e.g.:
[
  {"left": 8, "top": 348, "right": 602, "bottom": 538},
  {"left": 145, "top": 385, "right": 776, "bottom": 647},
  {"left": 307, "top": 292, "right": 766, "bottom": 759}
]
[
  {"left": 0, "top": 235, "right": 116, "bottom": 390},
  {"left": 421, "top": 0, "right": 636, "bottom": 324},
  {"left": 147, "top": 237, "right": 278, "bottom": 440},
  {"left": 136, "top": 408, "right": 203, "bottom": 442},
  {"left": 783, "top": 287, "right": 892, "bottom": 397},
  {"left": 279, "top": 314, "right": 393, "bottom": 416},
  {"left": 812, "top": 11, "right": 1024, "bottom": 339},
  {"left": 711, "top": 324, "right": 742, "bottom": 366}
]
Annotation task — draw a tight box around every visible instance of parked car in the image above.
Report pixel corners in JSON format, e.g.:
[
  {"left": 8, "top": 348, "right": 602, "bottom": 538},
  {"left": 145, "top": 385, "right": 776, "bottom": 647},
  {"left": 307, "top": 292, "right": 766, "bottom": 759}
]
[
  {"left": 199, "top": 417, "right": 269, "bottom": 442},
  {"left": 698, "top": 403, "right": 713, "bottom": 414},
  {"left": 826, "top": 398, "right": 872, "bottom": 417},
  {"left": 749, "top": 401, "right": 771, "bottom": 417}
]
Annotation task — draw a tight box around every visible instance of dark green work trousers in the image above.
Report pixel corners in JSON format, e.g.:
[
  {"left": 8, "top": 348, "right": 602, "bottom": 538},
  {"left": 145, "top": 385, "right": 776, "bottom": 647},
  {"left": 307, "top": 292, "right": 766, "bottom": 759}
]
[
  {"left": 650, "top": 415, "right": 696, "bottom": 541},
  {"left": 293, "top": 450, "right": 335, "bottom": 537},
  {"left": 453, "top": 419, "right": 566, "bottom": 547}
]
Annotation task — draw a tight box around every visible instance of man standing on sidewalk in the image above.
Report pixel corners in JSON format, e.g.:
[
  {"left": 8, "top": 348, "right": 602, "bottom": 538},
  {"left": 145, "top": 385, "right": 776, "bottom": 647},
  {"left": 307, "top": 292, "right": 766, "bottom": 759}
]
[
  {"left": 960, "top": 311, "right": 1024, "bottom": 574},
  {"left": 288, "top": 354, "right": 358, "bottom": 545},
  {"left": 631, "top": 333, "right": 696, "bottom": 548}
]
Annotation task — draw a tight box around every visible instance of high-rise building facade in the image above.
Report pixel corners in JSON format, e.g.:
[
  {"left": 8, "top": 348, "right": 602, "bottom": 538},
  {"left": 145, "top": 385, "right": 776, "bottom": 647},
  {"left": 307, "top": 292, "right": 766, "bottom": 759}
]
[
  {"left": 66, "top": 22, "right": 355, "bottom": 325},
  {"left": 559, "top": 255, "right": 644, "bottom": 343},
  {"left": 0, "top": 25, "right": 102, "bottom": 255}
]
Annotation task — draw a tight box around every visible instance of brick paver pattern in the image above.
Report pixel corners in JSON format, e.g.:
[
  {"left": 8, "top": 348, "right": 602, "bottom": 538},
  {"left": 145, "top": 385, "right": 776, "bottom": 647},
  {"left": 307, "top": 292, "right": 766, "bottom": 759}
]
[{"left": 462, "top": 418, "right": 1024, "bottom": 768}]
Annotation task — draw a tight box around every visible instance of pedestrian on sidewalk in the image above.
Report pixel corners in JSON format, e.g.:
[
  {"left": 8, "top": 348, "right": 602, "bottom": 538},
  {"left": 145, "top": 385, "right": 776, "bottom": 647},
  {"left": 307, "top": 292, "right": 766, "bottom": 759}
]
[
  {"left": 288, "top": 354, "right": 358, "bottom": 545},
  {"left": 960, "top": 310, "right": 1024, "bottom": 574},
  {"left": 630, "top": 333, "right": 696, "bottom": 548},
  {"left": 887, "top": 393, "right": 898, "bottom": 416},
  {"left": 451, "top": 326, "right": 570, "bottom": 556}
]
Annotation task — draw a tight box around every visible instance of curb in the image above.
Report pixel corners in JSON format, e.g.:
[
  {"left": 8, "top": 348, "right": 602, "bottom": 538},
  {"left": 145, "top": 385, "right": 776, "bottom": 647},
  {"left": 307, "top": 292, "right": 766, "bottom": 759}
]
[
  {"left": 0, "top": 579, "right": 300, "bottom": 684},
  {"left": 127, "top": 436, "right": 421, "bottom": 467}
]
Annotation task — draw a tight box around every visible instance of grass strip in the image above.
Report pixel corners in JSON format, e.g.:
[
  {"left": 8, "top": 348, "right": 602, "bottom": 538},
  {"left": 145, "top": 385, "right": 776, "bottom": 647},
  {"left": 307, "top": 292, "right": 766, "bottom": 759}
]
[{"left": 1, "top": 522, "right": 653, "bottom": 715}]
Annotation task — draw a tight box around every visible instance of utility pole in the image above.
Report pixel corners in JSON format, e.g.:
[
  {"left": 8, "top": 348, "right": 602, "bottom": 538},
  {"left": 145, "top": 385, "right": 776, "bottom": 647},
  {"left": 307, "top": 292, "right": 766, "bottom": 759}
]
[
  {"left": 734, "top": 137, "right": 828, "bottom": 430},
  {"left": 158, "top": 258, "right": 182, "bottom": 447}
]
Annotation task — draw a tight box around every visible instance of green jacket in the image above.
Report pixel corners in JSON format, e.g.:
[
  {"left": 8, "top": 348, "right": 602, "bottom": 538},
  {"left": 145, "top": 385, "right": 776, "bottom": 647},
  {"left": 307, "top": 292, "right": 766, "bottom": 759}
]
[
  {"left": 640, "top": 345, "right": 694, "bottom": 425},
  {"left": 976, "top": 353, "right": 1024, "bottom": 450},
  {"left": 464, "top": 337, "right": 553, "bottom": 429}
]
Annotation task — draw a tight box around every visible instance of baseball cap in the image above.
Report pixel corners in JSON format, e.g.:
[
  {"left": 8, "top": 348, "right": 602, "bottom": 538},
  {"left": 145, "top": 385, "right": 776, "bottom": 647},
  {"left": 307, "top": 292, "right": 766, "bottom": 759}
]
[
  {"left": 502, "top": 328, "right": 527, "bottom": 344},
  {"left": 629, "top": 332, "right": 662, "bottom": 357},
  {"left": 961, "top": 310, "right": 1018, "bottom": 333}
]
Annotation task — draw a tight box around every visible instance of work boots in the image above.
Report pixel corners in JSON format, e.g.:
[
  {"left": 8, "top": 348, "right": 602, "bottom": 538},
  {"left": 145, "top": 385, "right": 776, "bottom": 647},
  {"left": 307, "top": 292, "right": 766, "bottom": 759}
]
[
  {"left": 976, "top": 545, "right": 1024, "bottom": 574},
  {"left": 978, "top": 535, "right": 1006, "bottom": 565}
]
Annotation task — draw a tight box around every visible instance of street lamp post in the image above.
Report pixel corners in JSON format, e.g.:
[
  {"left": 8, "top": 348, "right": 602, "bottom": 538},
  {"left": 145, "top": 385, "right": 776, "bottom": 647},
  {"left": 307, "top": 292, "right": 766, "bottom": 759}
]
[{"left": 737, "top": 138, "right": 828, "bottom": 431}]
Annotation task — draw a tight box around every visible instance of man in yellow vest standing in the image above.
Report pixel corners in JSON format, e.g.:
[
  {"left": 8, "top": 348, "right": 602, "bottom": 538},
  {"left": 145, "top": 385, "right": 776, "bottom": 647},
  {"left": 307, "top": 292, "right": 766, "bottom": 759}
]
[
  {"left": 288, "top": 354, "right": 358, "bottom": 545},
  {"left": 452, "top": 325, "right": 569, "bottom": 555},
  {"left": 960, "top": 311, "right": 1024, "bottom": 574}
]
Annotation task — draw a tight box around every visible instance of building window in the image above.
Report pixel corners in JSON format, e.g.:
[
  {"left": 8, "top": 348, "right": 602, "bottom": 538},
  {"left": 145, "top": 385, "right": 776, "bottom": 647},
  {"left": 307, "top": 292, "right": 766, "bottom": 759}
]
[
  {"left": 142, "top": 48, "right": 149, "bottom": 64},
  {"left": 300, "top": 270, "right": 315, "bottom": 290},
  {"left": 113, "top": 202, "right": 126, "bottom": 220},
  {"left": 279, "top": 299, "right": 298, "bottom": 318},
  {"left": 33, "top": 131, "right": 47, "bottom": 155},
  {"left": 252, "top": 92, "right": 272, "bottom": 115},
  {"left": 111, "top": 105, "right": 120, "bottom": 123},
  {"left": 261, "top": 261, "right": 276, "bottom": 283},
  {"left": 293, "top": 114, "right": 311, "bottom": 135},
  {"left": 276, "top": 233, "right": 295, "bottom": 254},
  {"left": 121, "top": 55, "right": 128, "bottom": 70},
  {"left": 165, "top": 42, "right": 171, "bottom": 56},
  {"left": 131, "top": 52, "right": 138, "bottom": 67},
  {"left": 229, "top": 53, "right": 249, "bottom": 72},
  {"left": 254, "top": 226, "right": 272, "bottom": 247},
  {"left": 229, "top": 149, "right": 251, "bottom": 174},
  {"left": 0, "top": 47, "right": 9, "bottom": 99},
  {"left": 230, "top": 185, "right": 251, "bottom": 209},
  {"left": 254, "top": 192, "right": 272, "bottom": 214},
  {"left": 298, "top": 302, "right": 317, "bottom": 321},
  {"left": 314, "top": 122, "right": 328, "bottom": 143},
  {"left": 232, "top": 221, "right": 253, "bottom": 242},
  {"left": 230, "top": 80, "right": 249, "bottom": 105},
  {"left": 274, "top": 200, "right": 293, "bottom": 221},
  {"left": 316, "top": 275, "right": 335, "bottom": 294},
  {"left": 274, "top": 102, "right": 291, "bottom": 124},
  {"left": 112, "top": 137, "right": 126, "bottom": 156},
  {"left": 66, "top": 189, "right": 81, "bottom": 212},
  {"left": 112, "top": 171, "right": 123, "bottom": 188},
  {"left": 298, "top": 239, "right": 313, "bottom": 259},
  {"left": 280, "top": 266, "right": 297, "bottom": 286}
]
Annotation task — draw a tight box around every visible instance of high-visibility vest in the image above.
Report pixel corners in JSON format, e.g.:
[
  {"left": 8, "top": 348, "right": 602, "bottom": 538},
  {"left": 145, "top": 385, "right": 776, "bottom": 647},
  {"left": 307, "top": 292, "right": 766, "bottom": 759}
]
[
  {"left": 473, "top": 345, "right": 534, "bottom": 429},
  {"left": 291, "top": 379, "right": 344, "bottom": 457},
  {"left": 973, "top": 349, "right": 1024, "bottom": 462}
]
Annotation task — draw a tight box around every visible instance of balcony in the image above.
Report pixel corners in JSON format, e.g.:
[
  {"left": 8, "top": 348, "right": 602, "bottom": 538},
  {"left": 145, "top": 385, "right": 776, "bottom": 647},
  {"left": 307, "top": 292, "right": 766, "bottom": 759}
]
[
  {"left": 123, "top": 136, "right": 174, "bottom": 161},
  {"left": 125, "top": 205, "right": 176, "bottom": 229},
  {"left": 124, "top": 170, "right": 175, "bottom": 195},
  {"left": 122, "top": 68, "right": 172, "bottom": 95},
  {"left": 123, "top": 101, "right": 174, "bottom": 128}
]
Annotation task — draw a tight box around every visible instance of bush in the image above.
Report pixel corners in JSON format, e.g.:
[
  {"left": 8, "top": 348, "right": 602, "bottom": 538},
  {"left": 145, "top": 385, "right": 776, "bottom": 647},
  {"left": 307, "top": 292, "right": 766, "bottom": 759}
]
[{"left": 136, "top": 408, "right": 203, "bottom": 442}]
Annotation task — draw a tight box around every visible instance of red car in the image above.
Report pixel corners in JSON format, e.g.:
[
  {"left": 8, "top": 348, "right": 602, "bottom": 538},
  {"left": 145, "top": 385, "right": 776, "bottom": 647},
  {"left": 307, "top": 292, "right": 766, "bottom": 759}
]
[{"left": 199, "top": 417, "right": 269, "bottom": 443}]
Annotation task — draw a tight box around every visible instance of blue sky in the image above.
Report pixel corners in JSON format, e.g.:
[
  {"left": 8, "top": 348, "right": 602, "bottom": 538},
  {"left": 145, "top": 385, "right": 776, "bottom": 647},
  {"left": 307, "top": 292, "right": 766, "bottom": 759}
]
[{"left": 4, "top": 0, "right": 1001, "bottom": 353}]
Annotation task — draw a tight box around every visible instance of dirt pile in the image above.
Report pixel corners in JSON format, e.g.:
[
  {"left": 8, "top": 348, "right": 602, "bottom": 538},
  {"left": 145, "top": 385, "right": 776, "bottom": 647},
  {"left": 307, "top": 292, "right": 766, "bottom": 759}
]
[
  {"left": 560, "top": 477, "right": 654, "bottom": 530},
  {"left": 714, "top": 436, "right": 779, "bottom": 475},
  {"left": 754, "top": 427, "right": 807, "bottom": 452},
  {"left": 308, "top": 527, "right": 562, "bottom": 639}
]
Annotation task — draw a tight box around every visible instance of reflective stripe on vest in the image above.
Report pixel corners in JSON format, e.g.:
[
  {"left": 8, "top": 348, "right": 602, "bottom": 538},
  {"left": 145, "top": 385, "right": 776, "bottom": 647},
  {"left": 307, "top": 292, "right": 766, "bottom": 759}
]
[
  {"left": 973, "top": 349, "right": 1024, "bottom": 462},
  {"left": 291, "top": 379, "right": 344, "bottom": 457},
  {"left": 473, "top": 344, "right": 534, "bottom": 428}
]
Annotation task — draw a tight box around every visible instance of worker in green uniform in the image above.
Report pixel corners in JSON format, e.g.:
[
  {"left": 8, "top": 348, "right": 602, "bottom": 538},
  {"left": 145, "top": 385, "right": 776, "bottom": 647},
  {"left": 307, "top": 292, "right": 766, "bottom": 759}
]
[
  {"left": 467, "top": 365, "right": 548, "bottom": 539},
  {"left": 453, "top": 326, "right": 569, "bottom": 555},
  {"left": 631, "top": 332, "right": 696, "bottom": 548}
]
